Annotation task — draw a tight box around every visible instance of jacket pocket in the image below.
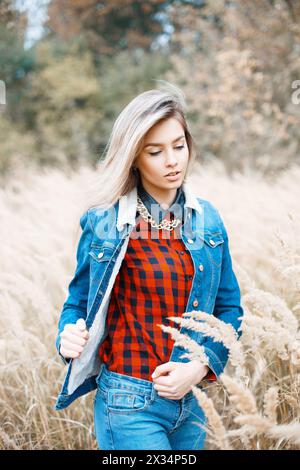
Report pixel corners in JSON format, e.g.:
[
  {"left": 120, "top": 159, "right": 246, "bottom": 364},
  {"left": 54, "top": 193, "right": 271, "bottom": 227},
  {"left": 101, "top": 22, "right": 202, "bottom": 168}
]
[
  {"left": 88, "top": 242, "right": 116, "bottom": 300},
  {"left": 203, "top": 231, "right": 224, "bottom": 267},
  {"left": 88, "top": 241, "right": 116, "bottom": 263}
]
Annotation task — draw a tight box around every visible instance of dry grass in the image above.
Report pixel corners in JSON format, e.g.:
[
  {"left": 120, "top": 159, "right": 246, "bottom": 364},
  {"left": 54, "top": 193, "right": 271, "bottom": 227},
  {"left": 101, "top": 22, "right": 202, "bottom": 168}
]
[{"left": 0, "top": 161, "right": 299, "bottom": 449}]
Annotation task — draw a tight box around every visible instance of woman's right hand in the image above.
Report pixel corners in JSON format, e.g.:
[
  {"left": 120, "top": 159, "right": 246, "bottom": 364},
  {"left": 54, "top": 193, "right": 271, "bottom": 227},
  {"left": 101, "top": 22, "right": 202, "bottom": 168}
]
[{"left": 59, "top": 318, "right": 89, "bottom": 359}]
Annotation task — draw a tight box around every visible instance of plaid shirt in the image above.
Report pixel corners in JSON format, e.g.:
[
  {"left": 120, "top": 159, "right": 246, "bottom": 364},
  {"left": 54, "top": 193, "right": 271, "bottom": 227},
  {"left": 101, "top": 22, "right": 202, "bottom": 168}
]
[{"left": 98, "top": 183, "right": 216, "bottom": 383}]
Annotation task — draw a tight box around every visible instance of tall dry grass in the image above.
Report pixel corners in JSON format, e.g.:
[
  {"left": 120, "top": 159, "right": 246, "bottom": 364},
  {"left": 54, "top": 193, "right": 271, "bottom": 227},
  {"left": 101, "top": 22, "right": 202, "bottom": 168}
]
[{"left": 0, "top": 161, "right": 299, "bottom": 449}]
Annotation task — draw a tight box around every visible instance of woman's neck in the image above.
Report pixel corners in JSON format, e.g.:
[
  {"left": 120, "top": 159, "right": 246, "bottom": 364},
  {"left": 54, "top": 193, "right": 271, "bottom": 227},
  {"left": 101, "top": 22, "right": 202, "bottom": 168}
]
[{"left": 138, "top": 180, "right": 178, "bottom": 209}]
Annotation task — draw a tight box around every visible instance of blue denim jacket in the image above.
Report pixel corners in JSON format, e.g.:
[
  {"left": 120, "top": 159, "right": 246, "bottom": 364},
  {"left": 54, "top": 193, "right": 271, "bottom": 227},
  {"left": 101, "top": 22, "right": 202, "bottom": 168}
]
[{"left": 54, "top": 181, "right": 244, "bottom": 411}]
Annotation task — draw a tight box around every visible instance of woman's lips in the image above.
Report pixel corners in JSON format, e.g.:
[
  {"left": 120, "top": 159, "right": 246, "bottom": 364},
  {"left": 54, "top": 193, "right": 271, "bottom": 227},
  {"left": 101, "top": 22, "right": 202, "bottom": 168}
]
[{"left": 164, "top": 171, "right": 182, "bottom": 181}]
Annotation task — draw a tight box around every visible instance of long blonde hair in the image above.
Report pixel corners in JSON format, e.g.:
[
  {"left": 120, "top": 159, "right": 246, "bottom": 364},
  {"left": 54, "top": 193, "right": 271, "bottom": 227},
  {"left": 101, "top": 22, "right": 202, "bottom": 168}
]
[{"left": 83, "top": 80, "right": 197, "bottom": 212}]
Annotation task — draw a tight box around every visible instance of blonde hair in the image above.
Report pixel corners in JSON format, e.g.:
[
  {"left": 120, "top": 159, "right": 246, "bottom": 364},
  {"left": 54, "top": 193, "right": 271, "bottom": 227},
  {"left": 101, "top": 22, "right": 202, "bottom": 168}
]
[{"left": 83, "top": 80, "right": 197, "bottom": 212}]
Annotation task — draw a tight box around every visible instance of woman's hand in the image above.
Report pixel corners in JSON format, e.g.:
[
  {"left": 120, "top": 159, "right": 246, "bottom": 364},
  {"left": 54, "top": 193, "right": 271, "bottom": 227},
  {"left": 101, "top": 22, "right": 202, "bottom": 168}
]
[
  {"left": 151, "top": 360, "right": 209, "bottom": 400},
  {"left": 59, "top": 318, "right": 89, "bottom": 359}
]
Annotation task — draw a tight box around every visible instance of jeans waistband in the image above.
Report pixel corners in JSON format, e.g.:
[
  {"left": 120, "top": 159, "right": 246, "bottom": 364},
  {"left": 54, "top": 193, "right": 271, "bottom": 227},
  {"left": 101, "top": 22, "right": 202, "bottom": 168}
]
[
  {"left": 97, "top": 363, "right": 195, "bottom": 401},
  {"left": 99, "top": 364, "right": 153, "bottom": 392}
]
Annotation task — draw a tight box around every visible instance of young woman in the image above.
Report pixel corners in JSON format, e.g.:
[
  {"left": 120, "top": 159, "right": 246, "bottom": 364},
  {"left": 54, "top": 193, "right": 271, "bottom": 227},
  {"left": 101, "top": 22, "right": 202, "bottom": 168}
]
[{"left": 54, "top": 82, "right": 244, "bottom": 450}]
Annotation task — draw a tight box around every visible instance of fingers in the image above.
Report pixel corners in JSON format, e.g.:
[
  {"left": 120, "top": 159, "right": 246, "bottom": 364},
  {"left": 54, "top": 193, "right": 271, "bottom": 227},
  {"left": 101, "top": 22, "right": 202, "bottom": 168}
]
[
  {"left": 76, "top": 318, "right": 86, "bottom": 331},
  {"left": 152, "top": 375, "right": 171, "bottom": 386},
  {"left": 152, "top": 383, "right": 181, "bottom": 399},
  {"left": 61, "top": 338, "right": 84, "bottom": 353},
  {"left": 155, "top": 392, "right": 176, "bottom": 399},
  {"left": 152, "top": 375, "right": 177, "bottom": 397},
  {"left": 60, "top": 322, "right": 89, "bottom": 360},
  {"left": 154, "top": 385, "right": 172, "bottom": 395},
  {"left": 153, "top": 383, "right": 176, "bottom": 393},
  {"left": 64, "top": 323, "right": 89, "bottom": 339},
  {"left": 61, "top": 330, "right": 87, "bottom": 347},
  {"left": 154, "top": 387, "right": 178, "bottom": 399},
  {"left": 60, "top": 346, "right": 81, "bottom": 359}
]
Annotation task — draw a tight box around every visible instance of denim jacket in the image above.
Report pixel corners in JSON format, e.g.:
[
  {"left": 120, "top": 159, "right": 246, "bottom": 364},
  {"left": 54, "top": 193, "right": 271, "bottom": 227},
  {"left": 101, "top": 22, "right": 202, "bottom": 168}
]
[{"left": 54, "top": 181, "right": 244, "bottom": 410}]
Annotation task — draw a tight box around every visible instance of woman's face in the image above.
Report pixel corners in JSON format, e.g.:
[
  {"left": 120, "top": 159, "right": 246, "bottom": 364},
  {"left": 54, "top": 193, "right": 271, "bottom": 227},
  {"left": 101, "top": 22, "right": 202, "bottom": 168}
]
[{"left": 135, "top": 117, "right": 189, "bottom": 194}]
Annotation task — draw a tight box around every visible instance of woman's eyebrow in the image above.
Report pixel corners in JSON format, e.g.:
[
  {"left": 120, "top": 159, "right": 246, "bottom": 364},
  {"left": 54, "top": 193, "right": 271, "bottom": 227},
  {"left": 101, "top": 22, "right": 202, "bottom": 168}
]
[{"left": 143, "top": 134, "right": 185, "bottom": 148}]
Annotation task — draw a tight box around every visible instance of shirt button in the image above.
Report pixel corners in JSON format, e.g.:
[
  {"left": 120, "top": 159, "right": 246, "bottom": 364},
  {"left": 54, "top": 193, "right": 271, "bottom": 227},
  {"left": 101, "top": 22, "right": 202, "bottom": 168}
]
[
  {"left": 180, "top": 251, "right": 185, "bottom": 255},
  {"left": 98, "top": 252, "right": 104, "bottom": 259},
  {"left": 209, "top": 239, "right": 215, "bottom": 246},
  {"left": 199, "top": 264, "right": 204, "bottom": 271},
  {"left": 187, "top": 238, "right": 194, "bottom": 244},
  {"left": 193, "top": 299, "right": 198, "bottom": 307}
]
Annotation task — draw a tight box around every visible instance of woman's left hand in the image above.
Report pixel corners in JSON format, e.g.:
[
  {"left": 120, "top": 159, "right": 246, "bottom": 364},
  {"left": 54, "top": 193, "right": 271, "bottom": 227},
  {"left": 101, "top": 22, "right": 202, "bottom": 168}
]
[{"left": 151, "top": 360, "right": 209, "bottom": 400}]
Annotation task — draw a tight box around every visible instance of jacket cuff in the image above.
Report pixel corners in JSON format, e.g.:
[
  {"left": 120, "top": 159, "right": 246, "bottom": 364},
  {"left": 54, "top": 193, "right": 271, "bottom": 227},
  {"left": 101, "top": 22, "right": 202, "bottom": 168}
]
[{"left": 203, "top": 346, "right": 225, "bottom": 380}]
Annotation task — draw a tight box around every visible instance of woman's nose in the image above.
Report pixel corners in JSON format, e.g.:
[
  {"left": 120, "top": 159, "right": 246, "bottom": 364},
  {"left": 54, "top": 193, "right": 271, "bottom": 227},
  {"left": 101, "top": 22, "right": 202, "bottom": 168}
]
[{"left": 164, "top": 149, "right": 178, "bottom": 166}]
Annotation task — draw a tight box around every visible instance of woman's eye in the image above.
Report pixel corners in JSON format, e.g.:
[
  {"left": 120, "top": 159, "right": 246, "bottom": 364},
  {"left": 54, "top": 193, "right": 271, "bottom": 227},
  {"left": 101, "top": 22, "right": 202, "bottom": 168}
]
[{"left": 149, "top": 145, "right": 185, "bottom": 156}]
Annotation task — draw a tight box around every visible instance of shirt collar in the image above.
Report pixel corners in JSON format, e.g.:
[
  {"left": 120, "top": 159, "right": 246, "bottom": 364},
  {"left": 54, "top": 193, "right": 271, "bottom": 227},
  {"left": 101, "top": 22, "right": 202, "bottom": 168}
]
[
  {"left": 117, "top": 180, "right": 202, "bottom": 232},
  {"left": 137, "top": 180, "right": 185, "bottom": 223}
]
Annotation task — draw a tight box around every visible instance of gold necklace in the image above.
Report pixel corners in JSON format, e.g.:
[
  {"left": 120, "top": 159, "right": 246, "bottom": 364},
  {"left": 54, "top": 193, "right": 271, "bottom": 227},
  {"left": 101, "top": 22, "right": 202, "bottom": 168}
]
[{"left": 136, "top": 196, "right": 181, "bottom": 231}]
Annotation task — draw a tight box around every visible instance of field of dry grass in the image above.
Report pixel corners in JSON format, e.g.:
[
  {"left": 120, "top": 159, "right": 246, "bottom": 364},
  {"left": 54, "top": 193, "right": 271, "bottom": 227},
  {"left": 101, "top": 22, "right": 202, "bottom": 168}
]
[{"left": 0, "top": 161, "right": 299, "bottom": 449}]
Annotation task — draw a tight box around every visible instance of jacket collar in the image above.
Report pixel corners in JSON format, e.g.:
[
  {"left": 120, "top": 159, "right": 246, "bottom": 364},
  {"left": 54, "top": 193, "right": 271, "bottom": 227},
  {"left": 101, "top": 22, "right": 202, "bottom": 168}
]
[{"left": 117, "top": 181, "right": 203, "bottom": 232}]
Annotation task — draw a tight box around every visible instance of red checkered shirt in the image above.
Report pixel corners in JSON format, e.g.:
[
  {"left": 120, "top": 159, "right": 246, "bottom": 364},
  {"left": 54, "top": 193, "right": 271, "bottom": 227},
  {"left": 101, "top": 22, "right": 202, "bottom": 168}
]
[{"left": 98, "top": 210, "right": 217, "bottom": 383}]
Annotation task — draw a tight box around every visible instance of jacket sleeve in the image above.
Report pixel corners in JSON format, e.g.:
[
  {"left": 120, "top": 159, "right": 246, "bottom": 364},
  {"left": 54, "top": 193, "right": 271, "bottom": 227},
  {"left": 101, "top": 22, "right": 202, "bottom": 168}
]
[
  {"left": 55, "top": 209, "right": 94, "bottom": 365},
  {"left": 201, "top": 207, "right": 244, "bottom": 380}
]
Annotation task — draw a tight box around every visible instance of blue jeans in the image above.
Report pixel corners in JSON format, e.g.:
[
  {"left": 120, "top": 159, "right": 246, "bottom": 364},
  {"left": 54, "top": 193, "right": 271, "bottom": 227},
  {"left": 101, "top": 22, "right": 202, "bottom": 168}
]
[{"left": 93, "top": 363, "right": 207, "bottom": 450}]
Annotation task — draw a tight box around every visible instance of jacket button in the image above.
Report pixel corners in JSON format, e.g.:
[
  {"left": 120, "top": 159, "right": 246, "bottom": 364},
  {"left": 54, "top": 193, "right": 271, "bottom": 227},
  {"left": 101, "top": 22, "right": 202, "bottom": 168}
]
[
  {"left": 199, "top": 264, "right": 204, "bottom": 271},
  {"left": 98, "top": 252, "right": 104, "bottom": 259},
  {"left": 187, "top": 238, "right": 194, "bottom": 244},
  {"left": 193, "top": 299, "right": 198, "bottom": 307},
  {"left": 209, "top": 239, "right": 215, "bottom": 246}
]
